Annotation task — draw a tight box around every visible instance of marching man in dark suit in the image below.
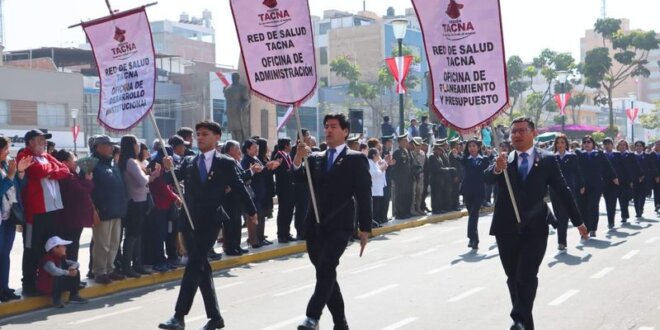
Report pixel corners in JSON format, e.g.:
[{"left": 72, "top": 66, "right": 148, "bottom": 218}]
[
  {"left": 293, "top": 113, "right": 372, "bottom": 330},
  {"left": 159, "top": 121, "right": 257, "bottom": 330},
  {"left": 485, "top": 118, "right": 588, "bottom": 330}
]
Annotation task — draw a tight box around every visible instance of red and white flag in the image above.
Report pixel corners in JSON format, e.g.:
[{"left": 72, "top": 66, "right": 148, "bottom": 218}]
[
  {"left": 216, "top": 71, "right": 231, "bottom": 88},
  {"left": 277, "top": 106, "right": 294, "bottom": 130},
  {"left": 82, "top": 7, "right": 156, "bottom": 132},
  {"left": 385, "top": 55, "right": 414, "bottom": 94},
  {"left": 626, "top": 108, "right": 639, "bottom": 122},
  {"left": 554, "top": 93, "right": 571, "bottom": 116}
]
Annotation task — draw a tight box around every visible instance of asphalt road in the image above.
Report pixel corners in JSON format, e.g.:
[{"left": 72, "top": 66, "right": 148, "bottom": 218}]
[{"left": 1, "top": 199, "right": 659, "bottom": 330}]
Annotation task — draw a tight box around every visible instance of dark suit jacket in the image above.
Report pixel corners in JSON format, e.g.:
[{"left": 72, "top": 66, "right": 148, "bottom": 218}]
[
  {"left": 170, "top": 151, "right": 256, "bottom": 231},
  {"left": 554, "top": 153, "right": 584, "bottom": 192},
  {"left": 636, "top": 152, "right": 656, "bottom": 182},
  {"left": 273, "top": 151, "right": 295, "bottom": 199},
  {"left": 485, "top": 148, "right": 583, "bottom": 237},
  {"left": 459, "top": 155, "right": 489, "bottom": 197},
  {"left": 603, "top": 151, "right": 633, "bottom": 189},
  {"left": 576, "top": 150, "right": 617, "bottom": 192},
  {"left": 297, "top": 147, "right": 372, "bottom": 233}
]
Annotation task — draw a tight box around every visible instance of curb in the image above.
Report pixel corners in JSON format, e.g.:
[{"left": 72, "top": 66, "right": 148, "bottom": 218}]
[{"left": 0, "top": 208, "right": 490, "bottom": 318}]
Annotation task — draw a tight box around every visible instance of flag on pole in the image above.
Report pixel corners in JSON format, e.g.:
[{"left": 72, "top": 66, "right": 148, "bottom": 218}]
[
  {"left": 216, "top": 71, "right": 231, "bottom": 88},
  {"left": 554, "top": 93, "right": 571, "bottom": 116},
  {"left": 626, "top": 108, "right": 639, "bottom": 122},
  {"left": 81, "top": 7, "right": 156, "bottom": 132},
  {"left": 277, "top": 106, "right": 294, "bottom": 130},
  {"left": 385, "top": 55, "right": 414, "bottom": 94}
]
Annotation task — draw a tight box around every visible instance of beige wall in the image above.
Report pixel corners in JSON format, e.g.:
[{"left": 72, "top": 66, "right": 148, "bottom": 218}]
[
  {"left": 237, "top": 59, "right": 278, "bottom": 146},
  {"left": 325, "top": 23, "right": 383, "bottom": 85}
]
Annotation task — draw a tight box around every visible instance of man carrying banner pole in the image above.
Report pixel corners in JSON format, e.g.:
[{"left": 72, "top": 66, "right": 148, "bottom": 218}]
[{"left": 412, "top": 0, "right": 588, "bottom": 328}]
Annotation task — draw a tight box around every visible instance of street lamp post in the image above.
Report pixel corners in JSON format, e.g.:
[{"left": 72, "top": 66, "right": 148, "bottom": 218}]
[
  {"left": 628, "top": 92, "right": 637, "bottom": 143},
  {"left": 71, "top": 108, "right": 79, "bottom": 155},
  {"left": 556, "top": 71, "right": 570, "bottom": 134},
  {"left": 391, "top": 18, "right": 408, "bottom": 136}
]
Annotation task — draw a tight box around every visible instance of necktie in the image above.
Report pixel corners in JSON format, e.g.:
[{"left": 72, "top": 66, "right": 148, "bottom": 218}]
[
  {"left": 518, "top": 152, "right": 529, "bottom": 181},
  {"left": 327, "top": 148, "right": 336, "bottom": 171},
  {"left": 471, "top": 157, "right": 477, "bottom": 166},
  {"left": 199, "top": 153, "right": 208, "bottom": 183}
]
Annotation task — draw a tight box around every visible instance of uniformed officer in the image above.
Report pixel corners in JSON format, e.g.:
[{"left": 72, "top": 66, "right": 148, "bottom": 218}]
[
  {"left": 392, "top": 134, "right": 413, "bottom": 219},
  {"left": 449, "top": 137, "right": 463, "bottom": 211}
]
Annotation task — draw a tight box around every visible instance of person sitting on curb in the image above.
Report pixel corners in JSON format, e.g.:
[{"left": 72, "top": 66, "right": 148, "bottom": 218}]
[{"left": 36, "top": 236, "right": 88, "bottom": 308}]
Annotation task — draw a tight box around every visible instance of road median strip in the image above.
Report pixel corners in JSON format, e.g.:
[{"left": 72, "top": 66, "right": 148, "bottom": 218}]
[{"left": 0, "top": 208, "right": 490, "bottom": 318}]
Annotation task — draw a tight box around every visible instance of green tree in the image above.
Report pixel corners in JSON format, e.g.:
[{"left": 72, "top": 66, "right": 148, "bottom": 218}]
[
  {"left": 506, "top": 55, "right": 528, "bottom": 119},
  {"left": 639, "top": 102, "right": 660, "bottom": 130},
  {"left": 582, "top": 18, "right": 659, "bottom": 130}
]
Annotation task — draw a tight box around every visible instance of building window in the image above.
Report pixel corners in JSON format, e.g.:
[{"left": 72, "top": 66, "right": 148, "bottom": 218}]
[
  {"left": 0, "top": 100, "right": 8, "bottom": 125},
  {"left": 37, "top": 103, "right": 67, "bottom": 127},
  {"left": 319, "top": 22, "right": 331, "bottom": 35},
  {"left": 320, "top": 47, "right": 328, "bottom": 65}
]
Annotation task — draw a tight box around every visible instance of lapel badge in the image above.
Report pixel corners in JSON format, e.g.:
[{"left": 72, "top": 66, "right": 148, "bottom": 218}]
[{"left": 208, "top": 171, "right": 214, "bottom": 180}]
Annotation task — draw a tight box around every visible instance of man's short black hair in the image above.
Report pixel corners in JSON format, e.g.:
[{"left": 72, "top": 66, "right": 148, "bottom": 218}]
[
  {"left": 602, "top": 137, "right": 614, "bottom": 145},
  {"left": 277, "top": 138, "right": 291, "bottom": 151},
  {"left": 323, "top": 113, "right": 350, "bottom": 132},
  {"left": 177, "top": 127, "right": 194, "bottom": 139},
  {"left": 635, "top": 140, "right": 646, "bottom": 148},
  {"left": 421, "top": 115, "right": 428, "bottom": 122},
  {"left": 195, "top": 121, "right": 222, "bottom": 136},
  {"left": 511, "top": 117, "right": 536, "bottom": 130},
  {"left": 383, "top": 116, "right": 390, "bottom": 122}
]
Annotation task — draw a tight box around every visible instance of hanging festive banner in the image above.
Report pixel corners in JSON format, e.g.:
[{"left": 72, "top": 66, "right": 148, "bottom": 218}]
[
  {"left": 385, "top": 55, "right": 414, "bottom": 94},
  {"left": 82, "top": 7, "right": 156, "bottom": 132},
  {"left": 277, "top": 106, "right": 295, "bottom": 130},
  {"left": 412, "top": 0, "right": 509, "bottom": 131},
  {"left": 216, "top": 71, "right": 231, "bottom": 88},
  {"left": 230, "top": 0, "right": 317, "bottom": 105},
  {"left": 554, "top": 93, "right": 571, "bottom": 116}
]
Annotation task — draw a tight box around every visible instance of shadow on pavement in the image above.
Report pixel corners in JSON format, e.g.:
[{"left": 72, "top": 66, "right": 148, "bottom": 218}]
[
  {"left": 576, "top": 239, "right": 626, "bottom": 251},
  {"left": 635, "top": 217, "right": 659, "bottom": 223},
  {"left": 605, "top": 229, "right": 641, "bottom": 239},
  {"left": 547, "top": 253, "right": 592, "bottom": 267},
  {"left": 450, "top": 250, "right": 498, "bottom": 265},
  {"left": 621, "top": 223, "right": 652, "bottom": 231}
]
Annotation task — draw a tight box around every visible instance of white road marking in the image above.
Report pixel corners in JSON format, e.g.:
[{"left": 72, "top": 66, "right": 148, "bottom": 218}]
[
  {"left": 452, "top": 239, "right": 465, "bottom": 244},
  {"left": 621, "top": 250, "right": 640, "bottom": 260},
  {"left": 347, "top": 256, "right": 402, "bottom": 273},
  {"left": 425, "top": 265, "right": 453, "bottom": 275},
  {"left": 355, "top": 284, "right": 399, "bottom": 299},
  {"left": 350, "top": 263, "right": 386, "bottom": 274},
  {"left": 280, "top": 264, "right": 313, "bottom": 273},
  {"left": 638, "top": 327, "right": 655, "bottom": 330},
  {"left": 259, "top": 316, "right": 301, "bottom": 330},
  {"left": 272, "top": 283, "right": 315, "bottom": 297},
  {"left": 401, "top": 236, "right": 424, "bottom": 243},
  {"left": 590, "top": 267, "right": 615, "bottom": 279},
  {"left": 548, "top": 289, "right": 579, "bottom": 306},
  {"left": 380, "top": 317, "right": 419, "bottom": 330},
  {"left": 215, "top": 281, "right": 244, "bottom": 290},
  {"left": 447, "top": 287, "right": 484, "bottom": 302},
  {"left": 410, "top": 248, "right": 438, "bottom": 257},
  {"left": 70, "top": 306, "right": 143, "bottom": 324},
  {"left": 645, "top": 237, "right": 660, "bottom": 244}
]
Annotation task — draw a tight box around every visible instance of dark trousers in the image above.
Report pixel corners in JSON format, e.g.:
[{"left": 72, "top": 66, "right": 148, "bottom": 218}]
[
  {"left": 394, "top": 179, "right": 412, "bottom": 218},
  {"left": 0, "top": 222, "right": 16, "bottom": 291},
  {"left": 143, "top": 208, "right": 168, "bottom": 266},
  {"left": 451, "top": 181, "right": 461, "bottom": 209},
  {"left": 580, "top": 188, "right": 602, "bottom": 231},
  {"left": 430, "top": 181, "right": 441, "bottom": 213},
  {"left": 633, "top": 181, "right": 649, "bottom": 217},
  {"left": 56, "top": 227, "right": 83, "bottom": 262},
  {"left": 166, "top": 208, "right": 180, "bottom": 261},
  {"left": 295, "top": 188, "right": 309, "bottom": 238},
  {"left": 304, "top": 227, "right": 352, "bottom": 324},
  {"left": 654, "top": 181, "right": 660, "bottom": 211},
  {"left": 174, "top": 225, "right": 222, "bottom": 320},
  {"left": 603, "top": 186, "right": 620, "bottom": 226},
  {"left": 276, "top": 193, "right": 295, "bottom": 239},
  {"left": 550, "top": 192, "right": 570, "bottom": 246},
  {"left": 52, "top": 273, "right": 81, "bottom": 302},
  {"left": 223, "top": 204, "right": 243, "bottom": 251},
  {"left": 463, "top": 193, "right": 483, "bottom": 243},
  {"left": 22, "top": 212, "right": 56, "bottom": 292},
  {"left": 484, "top": 184, "right": 494, "bottom": 204},
  {"left": 619, "top": 185, "right": 632, "bottom": 220},
  {"left": 382, "top": 184, "right": 392, "bottom": 221},
  {"left": 257, "top": 211, "right": 268, "bottom": 241},
  {"left": 372, "top": 196, "right": 385, "bottom": 223},
  {"left": 496, "top": 234, "right": 548, "bottom": 330},
  {"left": 122, "top": 201, "right": 147, "bottom": 271}
]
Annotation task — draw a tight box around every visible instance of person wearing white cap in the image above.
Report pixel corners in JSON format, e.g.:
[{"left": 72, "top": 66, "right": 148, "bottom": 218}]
[{"left": 36, "top": 236, "right": 88, "bottom": 308}]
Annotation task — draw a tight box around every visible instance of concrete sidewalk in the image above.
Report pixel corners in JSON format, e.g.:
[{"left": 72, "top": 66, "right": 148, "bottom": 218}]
[{"left": 0, "top": 201, "right": 483, "bottom": 318}]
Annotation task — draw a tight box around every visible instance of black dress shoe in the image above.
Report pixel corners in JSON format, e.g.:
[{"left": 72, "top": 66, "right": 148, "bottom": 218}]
[
  {"left": 287, "top": 235, "right": 298, "bottom": 241},
  {"left": 261, "top": 239, "right": 273, "bottom": 245},
  {"left": 333, "top": 319, "right": 350, "bottom": 330},
  {"left": 297, "top": 317, "right": 319, "bottom": 330},
  {"left": 159, "top": 317, "right": 185, "bottom": 330},
  {"left": 208, "top": 251, "right": 223, "bottom": 260},
  {"left": 251, "top": 242, "right": 263, "bottom": 249},
  {"left": 239, "top": 248, "right": 249, "bottom": 254},
  {"left": 201, "top": 317, "right": 225, "bottom": 330},
  {"left": 278, "top": 237, "right": 289, "bottom": 244},
  {"left": 225, "top": 249, "right": 243, "bottom": 256}
]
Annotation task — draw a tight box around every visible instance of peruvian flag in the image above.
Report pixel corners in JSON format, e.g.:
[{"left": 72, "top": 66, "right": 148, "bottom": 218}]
[
  {"left": 277, "top": 106, "right": 294, "bottom": 131},
  {"left": 215, "top": 71, "right": 231, "bottom": 88},
  {"left": 385, "top": 55, "right": 414, "bottom": 94},
  {"left": 554, "top": 93, "right": 571, "bottom": 116},
  {"left": 626, "top": 108, "right": 639, "bottom": 122}
]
